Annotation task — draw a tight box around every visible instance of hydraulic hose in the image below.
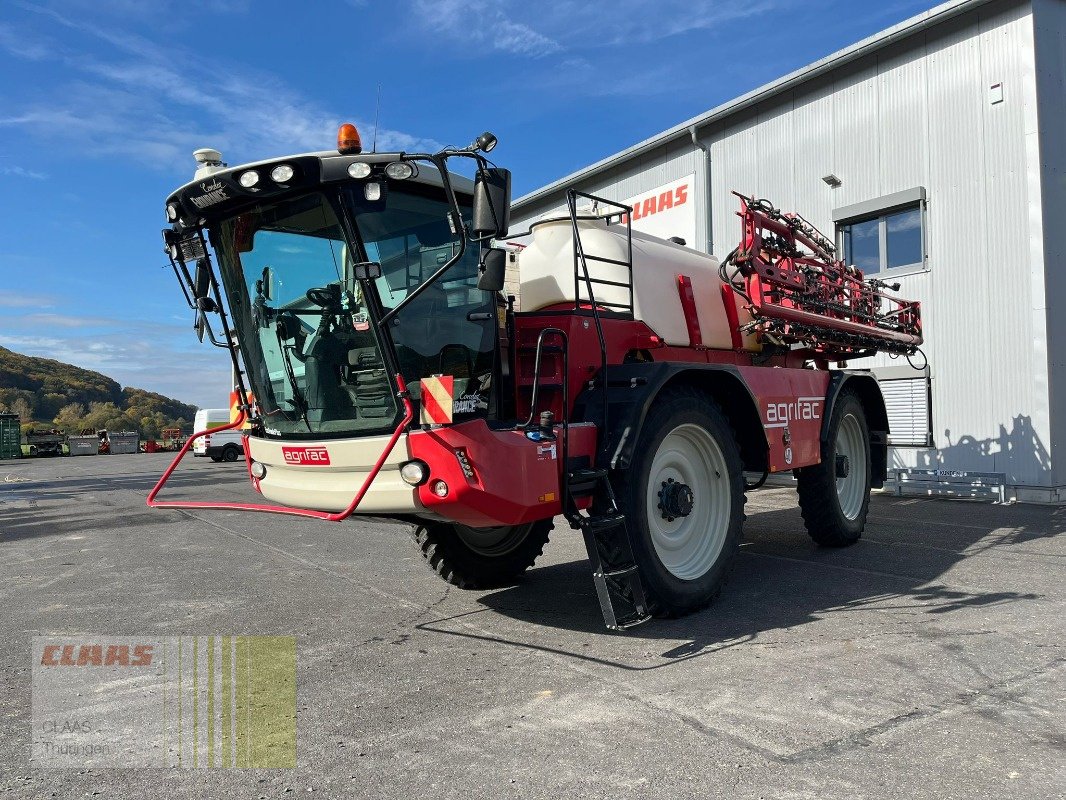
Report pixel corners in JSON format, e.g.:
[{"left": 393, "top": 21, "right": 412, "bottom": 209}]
[{"left": 146, "top": 374, "right": 414, "bottom": 522}]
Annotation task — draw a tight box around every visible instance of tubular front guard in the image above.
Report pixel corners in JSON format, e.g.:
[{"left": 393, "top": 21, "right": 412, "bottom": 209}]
[{"left": 249, "top": 420, "right": 596, "bottom": 527}]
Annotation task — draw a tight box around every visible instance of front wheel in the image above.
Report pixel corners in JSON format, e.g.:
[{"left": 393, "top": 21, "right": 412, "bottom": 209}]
[
  {"left": 796, "top": 391, "right": 872, "bottom": 546},
  {"left": 412, "top": 519, "right": 553, "bottom": 589},
  {"left": 614, "top": 387, "right": 746, "bottom": 616}
]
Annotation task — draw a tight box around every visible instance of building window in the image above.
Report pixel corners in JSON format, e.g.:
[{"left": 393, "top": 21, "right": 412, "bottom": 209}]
[{"left": 833, "top": 187, "right": 927, "bottom": 276}]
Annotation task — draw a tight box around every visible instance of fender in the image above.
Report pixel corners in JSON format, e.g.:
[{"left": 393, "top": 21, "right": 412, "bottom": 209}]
[
  {"left": 572, "top": 362, "right": 768, "bottom": 472},
  {"left": 821, "top": 370, "right": 889, "bottom": 487}
]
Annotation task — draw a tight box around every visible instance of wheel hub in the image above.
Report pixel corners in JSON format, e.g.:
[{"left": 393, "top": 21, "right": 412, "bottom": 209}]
[
  {"left": 657, "top": 478, "right": 694, "bottom": 521},
  {"left": 836, "top": 454, "right": 850, "bottom": 478}
]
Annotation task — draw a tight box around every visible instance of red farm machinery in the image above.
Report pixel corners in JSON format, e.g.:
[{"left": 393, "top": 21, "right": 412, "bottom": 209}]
[{"left": 151, "top": 126, "right": 922, "bottom": 630}]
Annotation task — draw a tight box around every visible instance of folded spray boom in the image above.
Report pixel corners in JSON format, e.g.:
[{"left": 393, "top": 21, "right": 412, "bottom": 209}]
[{"left": 724, "top": 192, "right": 923, "bottom": 360}]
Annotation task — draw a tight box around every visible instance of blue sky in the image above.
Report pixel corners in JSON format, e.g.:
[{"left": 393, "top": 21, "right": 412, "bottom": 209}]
[{"left": 0, "top": 0, "right": 935, "bottom": 409}]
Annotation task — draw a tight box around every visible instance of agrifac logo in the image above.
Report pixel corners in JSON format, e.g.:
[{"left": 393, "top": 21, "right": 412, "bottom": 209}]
[
  {"left": 282, "top": 446, "right": 331, "bottom": 466},
  {"left": 765, "top": 397, "right": 822, "bottom": 426}
]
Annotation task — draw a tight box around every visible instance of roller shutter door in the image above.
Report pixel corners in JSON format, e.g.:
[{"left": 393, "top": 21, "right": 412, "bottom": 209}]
[{"left": 880, "top": 377, "right": 931, "bottom": 447}]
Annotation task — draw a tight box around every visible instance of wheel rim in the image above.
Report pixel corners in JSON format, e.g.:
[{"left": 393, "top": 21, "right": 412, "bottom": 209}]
[
  {"left": 455, "top": 523, "right": 530, "bottom": 557},
  {"left": 835, "top": 413, "right": 868, "bottom": 521},
  {"left": 646, "top": 423, "right": 731, "bottom": 581}
]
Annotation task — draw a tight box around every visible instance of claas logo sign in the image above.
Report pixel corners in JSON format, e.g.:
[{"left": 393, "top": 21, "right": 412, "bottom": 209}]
[
  {"left": 622, "top": 183, "right": 689, "bottom": 224},
  {"left": 620, "top": 174, "right": 696, "bottom": 246}
]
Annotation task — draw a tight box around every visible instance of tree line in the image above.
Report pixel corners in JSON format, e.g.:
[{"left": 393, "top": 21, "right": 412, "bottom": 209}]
[{"left": 0, "top": 347, "right": 197, "bottom": 439}]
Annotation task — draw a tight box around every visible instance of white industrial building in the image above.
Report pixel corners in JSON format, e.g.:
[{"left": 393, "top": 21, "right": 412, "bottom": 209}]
[{"left": 509, "top": 0, "right": 1066, "bottom": 502}]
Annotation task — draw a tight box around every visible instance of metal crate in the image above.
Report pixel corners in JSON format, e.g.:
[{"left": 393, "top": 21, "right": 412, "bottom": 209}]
[
  {"left": 67, "top": 435, "right": 100, "bottom": 456},
  {"left": 108, "top": 432, "right": 140, "bottom": 455},
  {"left": 0, "top": 413, "right": 20, "bottom": 460}
]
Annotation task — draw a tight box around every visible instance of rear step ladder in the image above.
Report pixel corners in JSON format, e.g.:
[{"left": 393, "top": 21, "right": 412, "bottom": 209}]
[{"left": 567, "top": 467, "right": 651, "bottom": 631}]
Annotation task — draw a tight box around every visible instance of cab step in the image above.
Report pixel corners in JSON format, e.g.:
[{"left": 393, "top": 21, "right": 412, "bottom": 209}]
[{"left": 566, "top": 469, "right": 651, "bottom": 631}]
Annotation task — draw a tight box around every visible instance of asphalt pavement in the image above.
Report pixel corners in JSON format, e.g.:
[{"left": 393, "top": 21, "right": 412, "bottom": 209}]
[{"left": 1, "top": 453, "right": 1063, "bottom": 799}]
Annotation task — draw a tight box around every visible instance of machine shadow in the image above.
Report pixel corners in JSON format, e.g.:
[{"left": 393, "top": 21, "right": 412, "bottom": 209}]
[
  {"left": 892, "top": 414, "right": 1054, "bottom": 496},
  {"left": 418, "top": 493, "right": 1055, "bottom": 670}
]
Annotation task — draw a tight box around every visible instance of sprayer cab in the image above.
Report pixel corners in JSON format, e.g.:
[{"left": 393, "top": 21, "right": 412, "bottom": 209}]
[{"left": 159, "top": 126, "right": 537, "bottom": 518}]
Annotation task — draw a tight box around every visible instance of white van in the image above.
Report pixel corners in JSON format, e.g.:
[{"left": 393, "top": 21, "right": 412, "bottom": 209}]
[{"left": 192, "top": 408, "right": 245, "bottom": 462}]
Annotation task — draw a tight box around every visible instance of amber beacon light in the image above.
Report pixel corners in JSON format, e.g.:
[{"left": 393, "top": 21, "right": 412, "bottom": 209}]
[{"left": 337, "top": 123, "right": 363, "bottom": 154}]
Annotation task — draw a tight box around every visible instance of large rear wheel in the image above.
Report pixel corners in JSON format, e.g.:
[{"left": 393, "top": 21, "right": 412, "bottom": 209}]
[
  {"left": 796, "top": 391, "right": 871, "bottom": 546},
  {"left": 614, "top": 387, "right": 746, "bottom": 616},
  {"left": 412, "top": 519, "right": 553, "bottom": 589}
]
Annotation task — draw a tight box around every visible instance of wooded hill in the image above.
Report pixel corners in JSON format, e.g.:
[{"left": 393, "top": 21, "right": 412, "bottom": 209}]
[{"left": 0, "top": 346, "right": 198, "bottom": 436}]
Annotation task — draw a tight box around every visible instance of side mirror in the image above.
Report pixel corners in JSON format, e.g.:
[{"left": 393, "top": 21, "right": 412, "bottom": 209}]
[
  {"left": 259, "top": 267, "right": 274, "bottom": 301},
  {"left": 194, "top": 261, "right": 211, "bottom": 300},
  {"left": 472, "top": 167, "right": 511, "bottom": 237},
  {"left": 477, "top": 248, "right": 507, "bottom": 292},
  {"left": 352, "top": 261, "right": 382, "bottom": 280}
]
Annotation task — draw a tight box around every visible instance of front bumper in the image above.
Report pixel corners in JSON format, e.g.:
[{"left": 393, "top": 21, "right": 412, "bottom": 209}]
[
  {"left": 245, "top": 420, "right": 599, "bottom": 527},
  {"left": 247, "top": 433, "right": 423, "bottom": 515}
]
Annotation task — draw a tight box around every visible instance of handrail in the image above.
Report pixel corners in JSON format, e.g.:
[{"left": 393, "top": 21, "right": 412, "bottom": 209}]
[
  {"left": 147, "top": 374, "right": 413, "bottom": 522},
  {"left": 522, "top": 327, "right": 569, "bottom": 429},
  {"left": 566, "top": 190, "right": 634, "bottom": 462}
]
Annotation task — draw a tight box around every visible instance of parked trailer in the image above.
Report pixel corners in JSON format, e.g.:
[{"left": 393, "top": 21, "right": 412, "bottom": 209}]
[
  {"left": 24, "top": 429, "right": 65, "bottom": 457},
  {"left": 151, "top": 125, "right": 922, "bottom": 630}
]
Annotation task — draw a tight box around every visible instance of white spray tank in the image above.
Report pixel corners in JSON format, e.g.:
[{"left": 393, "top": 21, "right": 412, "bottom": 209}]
[{"left": 515, "top": 215, "right": 759, "bottom": 351}]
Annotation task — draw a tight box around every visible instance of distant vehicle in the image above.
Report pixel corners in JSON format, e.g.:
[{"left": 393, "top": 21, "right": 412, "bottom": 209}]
[
  {"left": 24, "top": 429, "right": 65, "bottom": 457},
  {"left": 191, "top": 409, "right": 244, "bottom": 462}
]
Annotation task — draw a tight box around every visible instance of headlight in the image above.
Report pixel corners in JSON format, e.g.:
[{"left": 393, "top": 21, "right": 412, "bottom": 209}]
[
  {"left": 347, "top": 162, "right": 372, "bottom": 179},
  {"left": 384, "top": 161, "right": 417, "bottom": 180},
  {"left": 364, "top": 182, "right": 383, "bottom": 202},
  {"left": 238, "top": 170, "right": 260, "bottom": 188},
  {"left": 250, "top": 461, "right": 267, "bottom": 479},
  {"left": 270, "top": 164, "right": 295, "bottom": 183},
  {"left": 430, "top": 479, "right": 449, "bottom": 498},
  {"left": 166, "top": 203, "right": 179, "bottom": 221},
  {"left": 399, "top": 460, "right": 429, "bottom": 486}
]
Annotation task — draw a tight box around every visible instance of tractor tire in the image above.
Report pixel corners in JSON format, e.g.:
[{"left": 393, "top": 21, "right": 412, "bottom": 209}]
[
  {"left": 796, "top": 390, "right": 871, "bottom": 546},
  {"left": 222, "top": 445, "right": 241, "bottom": 463},
  {"left": 412, "top": 519, "right": 553, "bottom": 589},
  {"left": 614, "top": 387, "right": 746, "bottom": 616}
]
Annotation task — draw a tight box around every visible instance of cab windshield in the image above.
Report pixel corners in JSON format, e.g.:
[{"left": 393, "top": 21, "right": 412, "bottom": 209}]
[{"left": 213, "top": 181, "right": 495, "bottom": 439}]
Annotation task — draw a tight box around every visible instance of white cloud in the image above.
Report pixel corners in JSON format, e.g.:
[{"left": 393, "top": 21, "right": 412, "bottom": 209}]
[
  {"left": 0, "top": 292, "right": 55, "bottom": 308},
  {"left": 0, "top": 22, "right": 50, "bottom": 59},
  {"left": 0, "top": 165, "right": 47, "bottom": 180},
  {"left": 14, "top": 313, "right": 115, "bottom": 329},
  {"left": 411, "top": 0, "right": 562, "bottom": 57},
  {"left": 413, "top": 0, "right": 785, "bottom": 55},
  {"left": 0, "top": 5, "right": 442, "bottom": 169}
]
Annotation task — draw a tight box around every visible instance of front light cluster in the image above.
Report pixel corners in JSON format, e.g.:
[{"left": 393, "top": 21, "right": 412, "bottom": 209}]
[
  {"left": 237, "top": 162, "right": 296, "bottom": 191},
  {"left": 346, "top": 160, "right": 418, "bottom": 181}
]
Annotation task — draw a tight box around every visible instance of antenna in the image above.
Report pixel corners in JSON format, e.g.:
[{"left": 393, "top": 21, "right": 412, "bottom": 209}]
[{"left": 372, "top": 84, "right": 381, "bottom": 153}]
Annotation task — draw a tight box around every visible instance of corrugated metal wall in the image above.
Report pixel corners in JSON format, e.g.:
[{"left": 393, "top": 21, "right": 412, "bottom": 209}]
[
  {"left": 703, "top": 0, "right": 1049, "bottom": 488},
  {"left": 1032, "top": 0, "right": 1066, "bottom": 500},
  {"left": 512, "top": 0, "right": 1058, "bottom": 492}
]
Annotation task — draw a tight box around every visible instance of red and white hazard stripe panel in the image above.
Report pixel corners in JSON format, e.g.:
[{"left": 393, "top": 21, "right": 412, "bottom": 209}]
[{"left": 420, "top": 376, "right": 454, "bottom": 426}]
